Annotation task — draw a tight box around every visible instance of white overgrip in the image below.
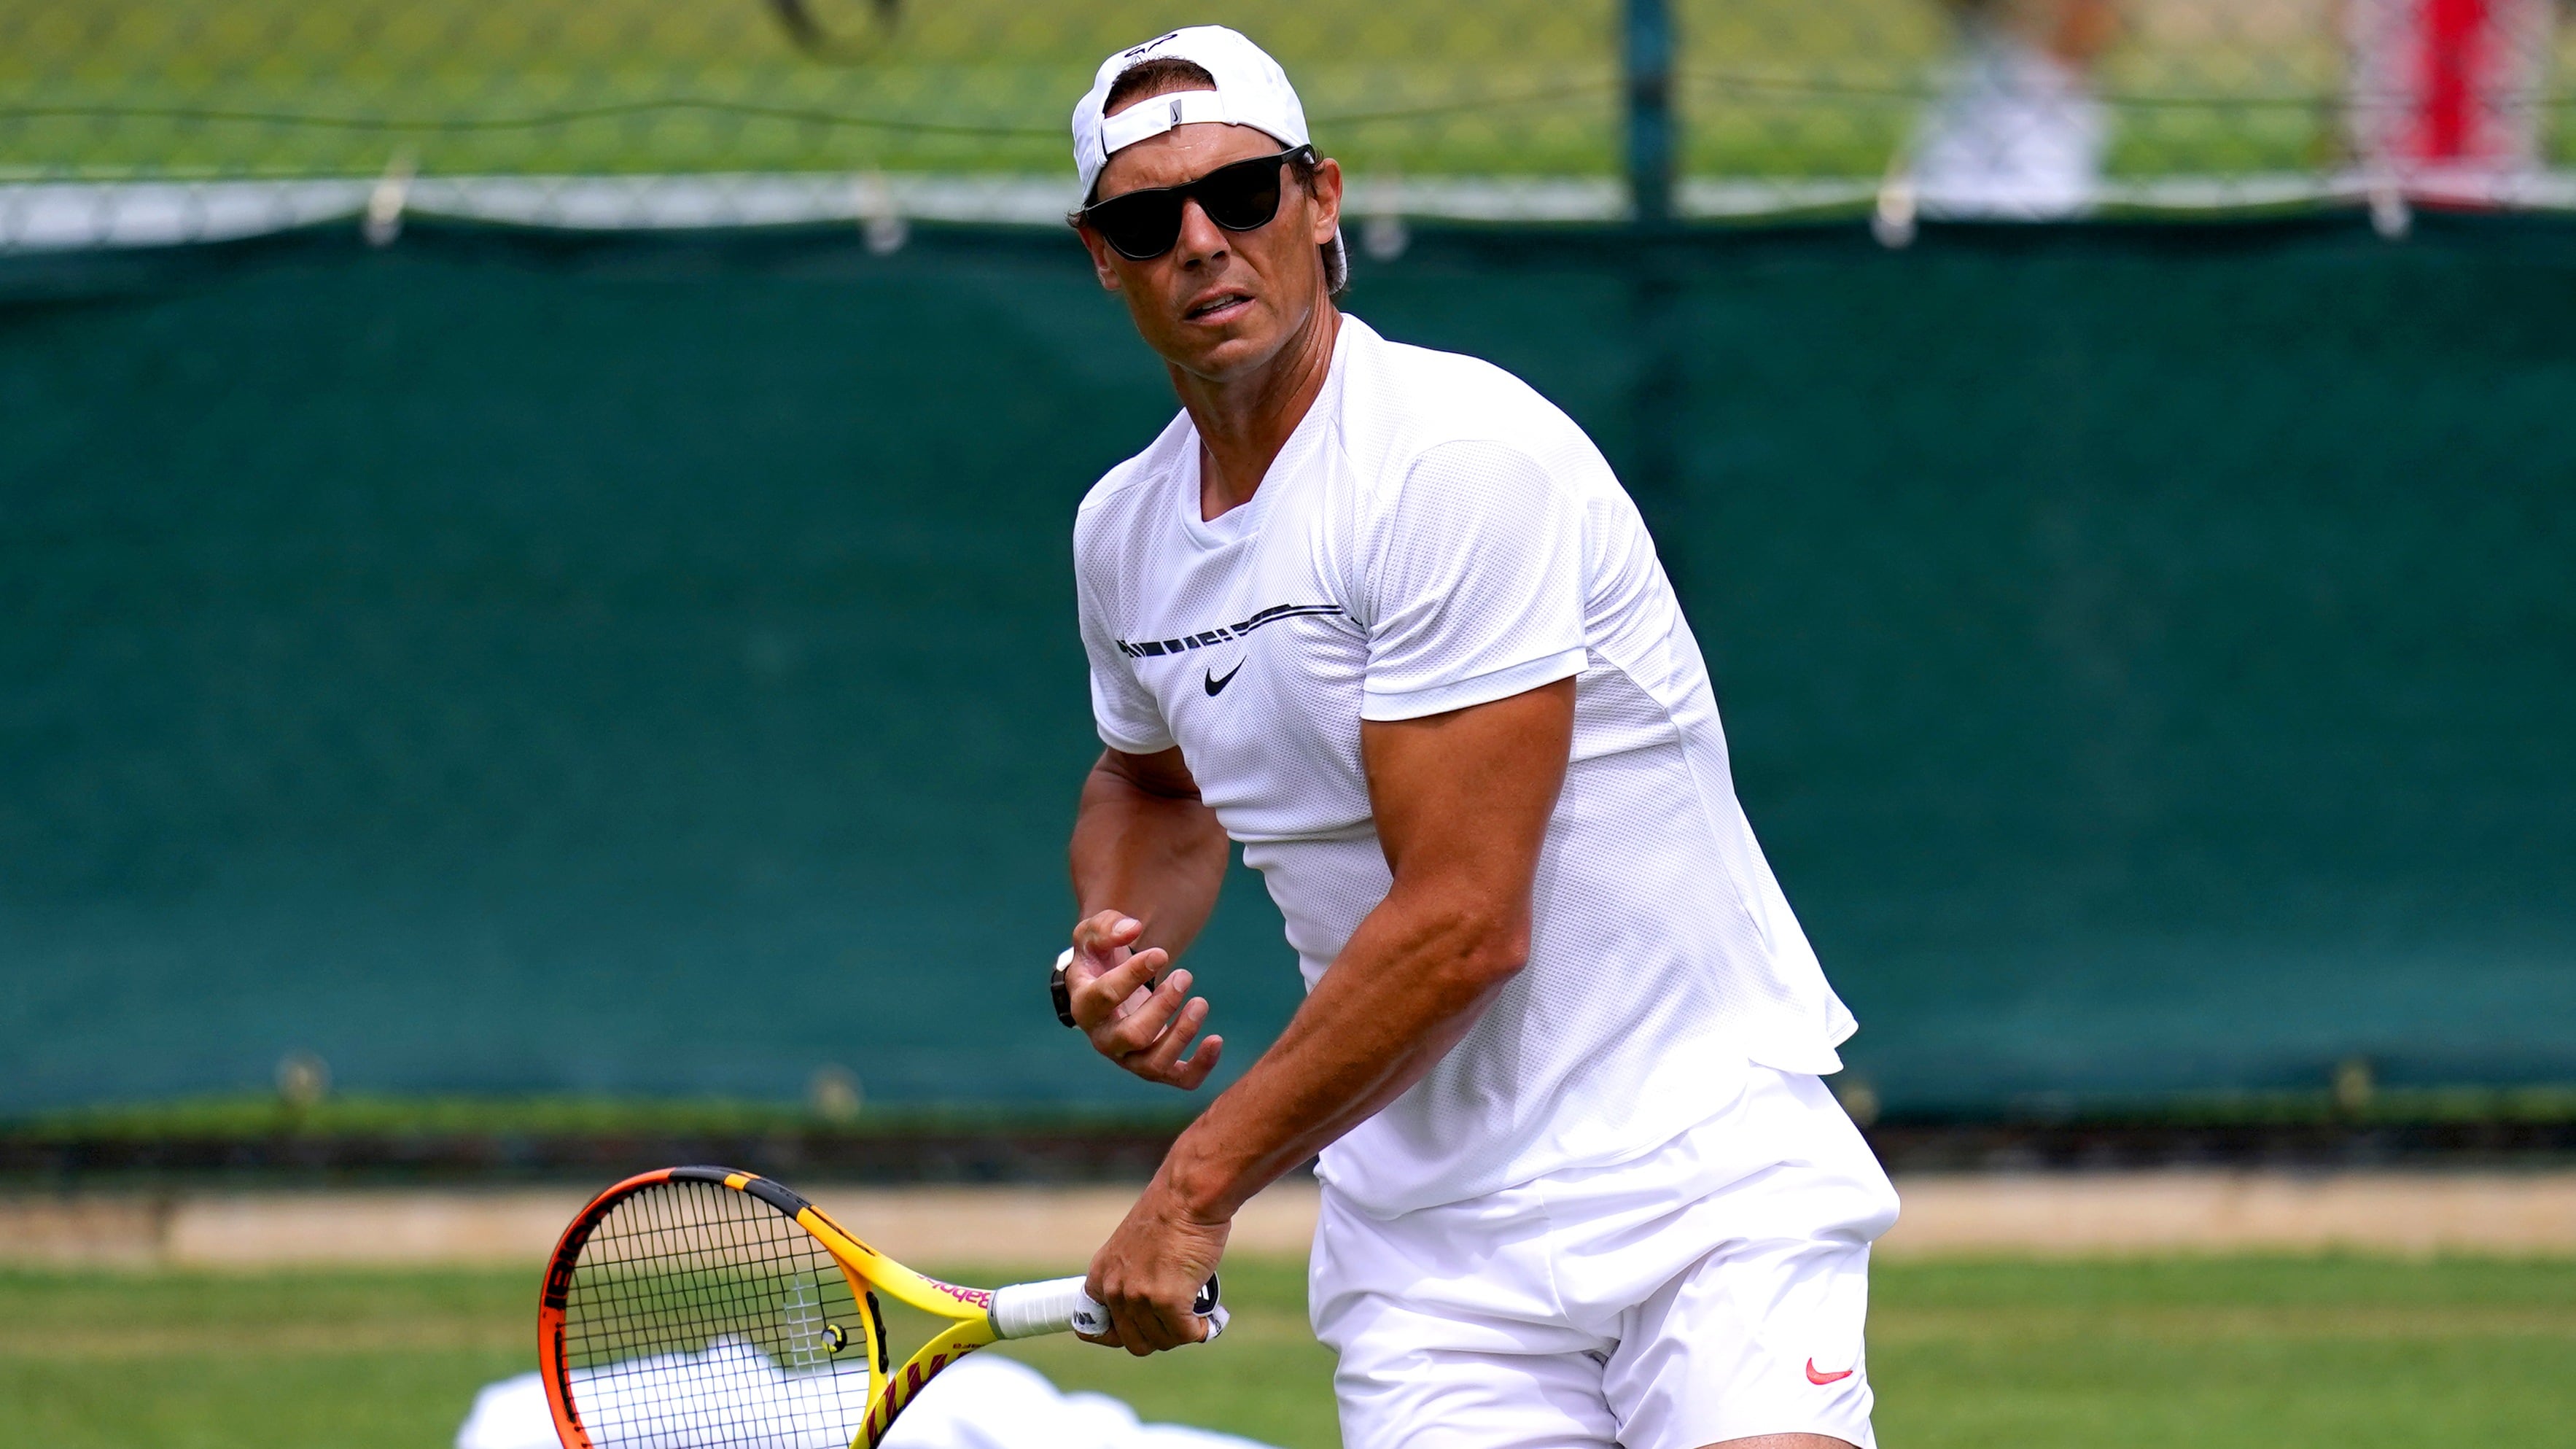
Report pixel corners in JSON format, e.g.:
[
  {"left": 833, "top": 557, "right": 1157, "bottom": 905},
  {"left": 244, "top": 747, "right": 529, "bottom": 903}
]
[
  {"left": 988, "top": 1275, "right": 1229, "bottom": 1343},
  {"left": 989, "top": 1276, "right": 1090, "bottom": 1340}
]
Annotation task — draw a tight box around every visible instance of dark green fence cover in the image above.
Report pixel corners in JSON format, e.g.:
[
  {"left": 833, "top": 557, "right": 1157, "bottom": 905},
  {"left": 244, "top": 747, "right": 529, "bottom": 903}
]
[{"left": 4, "top": 217, "right": 2569, "bottom": 1114}]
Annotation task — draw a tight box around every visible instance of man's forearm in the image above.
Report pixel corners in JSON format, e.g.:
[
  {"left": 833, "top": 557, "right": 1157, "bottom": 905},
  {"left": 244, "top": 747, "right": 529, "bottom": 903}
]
[
  {"left": 1079, "top": 683, "right": 1571, "bottom": 1353},
  {"left": 1153, "top": 877, "right": 1525, "bottom": 1219},
  {"left": 1070, "top": 751, "right": 1230, "bottom": 957},
  {"left": 1141, "top": 682, "right": 1575, "bottom": 1222}
]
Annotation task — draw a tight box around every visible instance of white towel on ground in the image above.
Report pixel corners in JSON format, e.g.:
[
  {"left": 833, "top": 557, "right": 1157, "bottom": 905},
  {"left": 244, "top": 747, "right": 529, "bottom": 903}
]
[{"left": 455, "top": 1346, "right": 1279, "bottom": 1449}]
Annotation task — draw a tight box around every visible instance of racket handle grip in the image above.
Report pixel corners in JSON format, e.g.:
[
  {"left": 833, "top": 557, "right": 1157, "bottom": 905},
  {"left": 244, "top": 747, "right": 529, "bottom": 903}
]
[{"left": 991, "top": 1274, "right": 1227, "bottom": 1343}]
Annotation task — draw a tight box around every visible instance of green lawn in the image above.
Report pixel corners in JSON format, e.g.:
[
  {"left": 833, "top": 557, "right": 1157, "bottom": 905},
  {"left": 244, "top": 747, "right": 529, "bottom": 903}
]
[{"left": 6, "top": 1255, "right": 2573, "bottom": 1448}]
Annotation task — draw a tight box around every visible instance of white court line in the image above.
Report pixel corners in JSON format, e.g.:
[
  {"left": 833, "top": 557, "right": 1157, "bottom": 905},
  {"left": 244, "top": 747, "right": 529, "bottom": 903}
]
[{"left": 6, "top": 1173, "right": 2575, "bottom": 1267}]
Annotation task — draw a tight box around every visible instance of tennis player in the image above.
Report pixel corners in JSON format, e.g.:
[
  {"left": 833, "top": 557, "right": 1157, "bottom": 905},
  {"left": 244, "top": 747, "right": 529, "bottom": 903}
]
[{"left": 1053, "top": 27, "right": 1899, "bottom": 1449}]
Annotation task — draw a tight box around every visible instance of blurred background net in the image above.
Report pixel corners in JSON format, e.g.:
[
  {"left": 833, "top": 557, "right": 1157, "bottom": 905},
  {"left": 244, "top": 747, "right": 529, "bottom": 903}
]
[{"left": 4, "top": 0, "right": 2572, "bottom": 246}]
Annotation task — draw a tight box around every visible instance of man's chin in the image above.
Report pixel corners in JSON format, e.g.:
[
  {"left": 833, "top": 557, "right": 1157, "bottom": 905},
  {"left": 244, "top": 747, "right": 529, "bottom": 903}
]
[{"left": 1163, "top": 326, "right": 1283, "bottom": 383}]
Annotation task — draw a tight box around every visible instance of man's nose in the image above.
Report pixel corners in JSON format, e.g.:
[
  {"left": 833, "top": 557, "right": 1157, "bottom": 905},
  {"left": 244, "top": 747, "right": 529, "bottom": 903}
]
[{"left": 1172, "top": 198, "right": 1229, "bottom": 266}]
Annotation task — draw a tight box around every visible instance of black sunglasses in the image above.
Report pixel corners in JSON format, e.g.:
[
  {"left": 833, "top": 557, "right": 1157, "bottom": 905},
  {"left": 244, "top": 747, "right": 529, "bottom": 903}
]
[{"left": 1080, "top": 145, "right": 1315, "bottom": 261}]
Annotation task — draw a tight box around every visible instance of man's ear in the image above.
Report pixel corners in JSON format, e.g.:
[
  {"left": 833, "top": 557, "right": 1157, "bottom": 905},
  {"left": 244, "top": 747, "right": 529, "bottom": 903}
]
[
  {"left": 1306, "top": 157, "right": 1345, "bottom": 245},
  {"left": 1077, "top": 226, "right": 1126, "bottom": 292}
]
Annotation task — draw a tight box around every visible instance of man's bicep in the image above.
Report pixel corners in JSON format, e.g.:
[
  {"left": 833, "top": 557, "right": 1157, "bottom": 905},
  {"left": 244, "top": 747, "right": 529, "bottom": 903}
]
[
  {"left": 1361, "top": 677, "right": 1574, "bottom": 888},
  {"left": 1095, "top": 745, "right": 1203, "bottom": 802}
]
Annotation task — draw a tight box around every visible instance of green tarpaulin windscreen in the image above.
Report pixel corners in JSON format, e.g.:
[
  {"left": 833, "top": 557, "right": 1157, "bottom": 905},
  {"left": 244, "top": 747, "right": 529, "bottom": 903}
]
[{"left": 2, "top": 217, "right": 2569, "bottom": 1114}]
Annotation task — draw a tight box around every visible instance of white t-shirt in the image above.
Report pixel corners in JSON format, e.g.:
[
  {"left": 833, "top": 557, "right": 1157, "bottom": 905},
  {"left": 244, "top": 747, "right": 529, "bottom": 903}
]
[{"left": 1074, "top": 316, "right": 1856, "bottom": 1217}]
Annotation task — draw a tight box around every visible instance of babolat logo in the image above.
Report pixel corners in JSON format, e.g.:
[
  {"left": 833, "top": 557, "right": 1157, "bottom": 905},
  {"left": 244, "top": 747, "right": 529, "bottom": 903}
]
[
  {"left": 930, "top": 1281, "right": 995, "bottom": 1311},
  {"left": 1123, "top": 31, "right": 1181, "bottom": 58},
  {"left": 1118, "top": 602, "right": 1344, "bottom": 659}
]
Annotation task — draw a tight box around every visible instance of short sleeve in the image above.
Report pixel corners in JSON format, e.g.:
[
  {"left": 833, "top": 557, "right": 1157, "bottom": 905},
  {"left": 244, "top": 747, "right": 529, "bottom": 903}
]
[
  {"left": 1076, "top": 564, "right": 1176, "bottom": 755},
  {"left": 1358, "top": 440, "right": 1589, "bottom": 721}
]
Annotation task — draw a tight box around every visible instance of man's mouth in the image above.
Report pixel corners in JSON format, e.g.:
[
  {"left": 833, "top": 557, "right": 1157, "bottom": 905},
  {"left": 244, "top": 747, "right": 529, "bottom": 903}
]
[{"left": 1184, "top": 290, "right": 1254, "bottom": 322}]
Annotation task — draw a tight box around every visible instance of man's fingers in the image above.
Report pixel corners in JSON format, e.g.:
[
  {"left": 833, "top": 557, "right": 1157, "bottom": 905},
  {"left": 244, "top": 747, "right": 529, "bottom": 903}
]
[
  {"left": 1062, "top": 918, "right": 1137, "bottom": 995},
  {"left": 1092, "top": 963, "right": 1188, "bottom": 1055},
  {"left": 1106, "top": 1297, "right": 1181, "bottom": 1356},
  {"left": 1062, "top": 920, "right": 1220, "bottom": 1088},
  {"left": 1131, "top": 1289, "right": 1205, "bottom": 1353},
  {"left": 1082, "top": 1274, "right": 1154, "bottom": 1359},
  {"left": 1070, "top": 909, "right": 1139, "bottom": 948},
  {"left": 1082, "top": 1194, "right": 1229, "bottom": 1363},
  {"left": 1159, "top": 1033, "right": 1223, "bottom": 1089},
  {"left": 1113, "top": 1300, "right": 1156, "bottom": 1357},
  {"left": 1127, "top": 997, "right": 1210, "bottom": 1079},
  {"left": 1070, "top": 948, "right": 1164, "bottom": 1030},
  {"left": 1109, "top": 950, "right": 1173, "bottom": 1014},
  {"left": 1092, "top": 1291, "right": 1211, "bottom": 1356},
  {"left": 1070, "top": 912, "right": 1144, "bottom": 964}
]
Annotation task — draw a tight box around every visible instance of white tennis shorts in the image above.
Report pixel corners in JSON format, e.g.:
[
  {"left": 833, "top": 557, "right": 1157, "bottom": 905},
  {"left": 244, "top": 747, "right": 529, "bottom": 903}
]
[{"left": 1310, "top": 1066, "right": 1900, "bottom": 1449}]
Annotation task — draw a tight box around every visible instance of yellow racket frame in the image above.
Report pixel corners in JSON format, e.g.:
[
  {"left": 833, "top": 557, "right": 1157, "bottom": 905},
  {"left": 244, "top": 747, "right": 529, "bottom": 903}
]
[{"left": 540, "top": 1165, "right": 1115, "bottom": 1449}]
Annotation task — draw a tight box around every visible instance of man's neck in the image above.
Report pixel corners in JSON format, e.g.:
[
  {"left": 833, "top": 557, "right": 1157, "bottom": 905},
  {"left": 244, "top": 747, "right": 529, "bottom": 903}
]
[{"left": 1172, "top": 303, "right": 1340, "bottom": 521}]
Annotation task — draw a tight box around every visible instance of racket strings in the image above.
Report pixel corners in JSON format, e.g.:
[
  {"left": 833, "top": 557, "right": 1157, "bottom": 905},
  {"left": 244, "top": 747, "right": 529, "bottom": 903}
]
[{"left": 559, "top": 1178, "right": 871, "bottom": 1448}]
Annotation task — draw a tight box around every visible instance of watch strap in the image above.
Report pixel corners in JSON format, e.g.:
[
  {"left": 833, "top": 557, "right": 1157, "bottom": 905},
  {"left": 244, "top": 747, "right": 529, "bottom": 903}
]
[{"left": 1050, "top": 947, "right": 1078, "bottom": 1027}]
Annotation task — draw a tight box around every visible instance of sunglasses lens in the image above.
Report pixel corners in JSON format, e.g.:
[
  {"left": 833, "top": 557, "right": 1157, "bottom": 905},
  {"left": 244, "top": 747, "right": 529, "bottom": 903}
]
[
  {"left": 1092, "top": 192, "right": 1183, "bottom": 260},
  {"left": 1086, "top": 149, "right": 1299, "bottom": 259},
  {"left": 1198, "top": 158, "right": 1285, "bottom": 231}
]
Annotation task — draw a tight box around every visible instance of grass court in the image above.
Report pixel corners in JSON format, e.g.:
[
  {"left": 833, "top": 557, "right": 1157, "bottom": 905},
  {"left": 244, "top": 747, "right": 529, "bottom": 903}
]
[{"left": 7, "top": 1254, "right": 2573, "bottom": 1448}]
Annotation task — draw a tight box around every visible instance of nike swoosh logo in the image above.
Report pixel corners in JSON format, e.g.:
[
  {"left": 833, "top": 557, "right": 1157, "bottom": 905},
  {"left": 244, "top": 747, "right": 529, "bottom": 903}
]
[
  {"left": 1204, "top": 660, "right": 1245, "bottom": 696},
  {"left": 1805, "top": 1359, "right": 1854, "bottom": 1386}
]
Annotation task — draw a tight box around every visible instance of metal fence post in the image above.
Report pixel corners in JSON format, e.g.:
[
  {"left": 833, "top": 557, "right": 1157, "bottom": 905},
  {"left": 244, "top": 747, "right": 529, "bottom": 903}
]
[
  {"left": 1624, "top": 0, "right": 1689, "bottom": 602},
  {"left": 1624, "top": 0, "right": 1676, "bottom": 228}
]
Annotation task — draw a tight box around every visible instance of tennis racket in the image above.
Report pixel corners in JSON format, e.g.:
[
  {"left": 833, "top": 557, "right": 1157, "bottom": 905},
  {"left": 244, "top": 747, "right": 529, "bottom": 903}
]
[{"left": 538, "top": 1165, "right": 1224, "bottom": 1449}]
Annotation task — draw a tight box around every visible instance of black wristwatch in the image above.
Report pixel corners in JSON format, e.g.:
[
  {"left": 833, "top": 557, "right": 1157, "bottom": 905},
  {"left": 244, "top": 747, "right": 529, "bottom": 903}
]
[{"left": 1050, "top": 947, "right": 1078, "bottom": 1027}]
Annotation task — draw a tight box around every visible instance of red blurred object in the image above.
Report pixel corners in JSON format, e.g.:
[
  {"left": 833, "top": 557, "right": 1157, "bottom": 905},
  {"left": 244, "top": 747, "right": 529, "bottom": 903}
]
[{"left": 2347, "top": 0, "right": 2555, "bottom": 203}]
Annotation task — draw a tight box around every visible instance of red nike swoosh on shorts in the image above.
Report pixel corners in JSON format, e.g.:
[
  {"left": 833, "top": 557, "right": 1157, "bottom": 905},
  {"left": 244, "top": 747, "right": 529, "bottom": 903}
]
[{"left": 1805, "top": 1359, "right": 1854, "bottom": 1385}]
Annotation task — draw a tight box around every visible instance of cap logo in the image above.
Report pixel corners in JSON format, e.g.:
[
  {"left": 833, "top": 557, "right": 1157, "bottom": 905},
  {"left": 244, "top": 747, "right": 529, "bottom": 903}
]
[
  {"left": 1124, "top": 31, "right": 1180, "bottom": 58},
  {"left": 1169, "top": 98, "right": 1186, "bottom": 125}
]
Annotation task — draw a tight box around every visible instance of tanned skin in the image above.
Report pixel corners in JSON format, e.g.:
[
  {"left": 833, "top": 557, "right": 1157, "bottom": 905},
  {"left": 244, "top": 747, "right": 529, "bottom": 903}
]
[{"left": 1066, "top": 82, "right": 1853, "bottom": 1449}]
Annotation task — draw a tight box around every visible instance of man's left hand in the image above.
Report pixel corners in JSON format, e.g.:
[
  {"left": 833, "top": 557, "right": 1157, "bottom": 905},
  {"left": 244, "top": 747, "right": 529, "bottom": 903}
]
[{"left": 1081, "top": 1177, "right": 1231, "bottom": 1356}]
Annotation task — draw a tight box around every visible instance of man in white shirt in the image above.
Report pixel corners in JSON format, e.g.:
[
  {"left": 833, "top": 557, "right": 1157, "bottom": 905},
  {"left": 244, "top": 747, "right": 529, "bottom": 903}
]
[{"left": 1053, "top": 27, "right": 1899, "bottom": 1449}]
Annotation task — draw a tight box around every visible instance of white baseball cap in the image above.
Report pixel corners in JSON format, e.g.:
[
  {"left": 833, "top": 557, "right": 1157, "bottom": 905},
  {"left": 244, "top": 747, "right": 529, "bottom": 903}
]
[{"left": 1070, "top": 26, "right": 1347, "bottom": 291}]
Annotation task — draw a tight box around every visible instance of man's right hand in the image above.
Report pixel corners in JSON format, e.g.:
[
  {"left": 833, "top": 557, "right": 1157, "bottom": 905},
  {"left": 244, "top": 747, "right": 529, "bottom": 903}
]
[{"left": 1067, "top": 909, "right": 1224, "bottom": 1089}]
